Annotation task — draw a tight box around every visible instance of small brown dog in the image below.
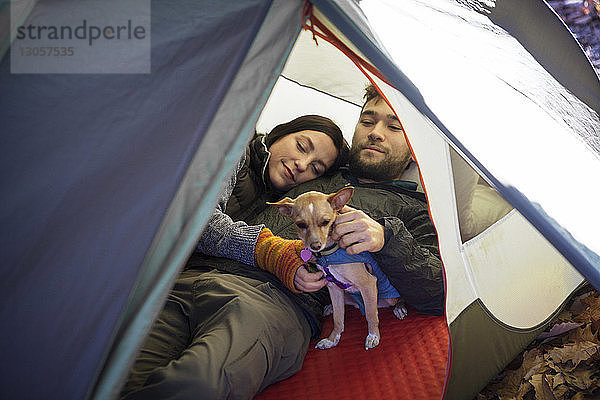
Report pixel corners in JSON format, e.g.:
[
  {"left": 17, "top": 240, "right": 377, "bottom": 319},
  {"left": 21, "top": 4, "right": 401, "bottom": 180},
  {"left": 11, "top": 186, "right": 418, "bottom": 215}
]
[{"left": 268, "top": 187, "right": 406, "bottom": 350}]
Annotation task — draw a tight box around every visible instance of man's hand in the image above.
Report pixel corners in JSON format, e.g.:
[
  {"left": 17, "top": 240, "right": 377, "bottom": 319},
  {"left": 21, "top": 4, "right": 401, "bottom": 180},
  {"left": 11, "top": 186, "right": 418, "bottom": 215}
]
[
  {"left": 294, "top": 265, "right": 326, "bottom": 292},
  {"left": 332, "top": 205, "right": 385, "bottom": 255}
]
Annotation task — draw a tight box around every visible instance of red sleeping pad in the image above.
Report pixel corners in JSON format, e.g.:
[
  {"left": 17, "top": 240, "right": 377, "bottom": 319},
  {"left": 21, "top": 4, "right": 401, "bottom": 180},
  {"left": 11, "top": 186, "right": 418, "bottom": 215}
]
[{"left": 256, "top": 306, "right": 449, "bottom": 400}]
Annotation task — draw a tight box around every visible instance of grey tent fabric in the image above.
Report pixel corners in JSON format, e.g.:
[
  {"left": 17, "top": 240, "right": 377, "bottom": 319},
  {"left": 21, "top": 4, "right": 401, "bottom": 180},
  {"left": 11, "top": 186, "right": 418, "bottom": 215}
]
[{"left": 0, "top": 1, "right": 277, "bottom": 398}]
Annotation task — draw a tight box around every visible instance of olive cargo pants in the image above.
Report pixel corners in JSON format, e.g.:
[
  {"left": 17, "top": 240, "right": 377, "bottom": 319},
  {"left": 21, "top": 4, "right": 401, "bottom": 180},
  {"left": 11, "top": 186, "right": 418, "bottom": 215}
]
[{"left": 121, "top": 268, "right": 311, "bottom": 400}]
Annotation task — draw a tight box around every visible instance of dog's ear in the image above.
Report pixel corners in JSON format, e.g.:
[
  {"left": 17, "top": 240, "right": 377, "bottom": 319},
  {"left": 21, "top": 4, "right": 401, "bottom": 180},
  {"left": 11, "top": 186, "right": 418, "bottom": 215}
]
[
  {"left": 328, "top": 186, "right": 354, "bottom": 211},
  {"left": 266, "top": 197, "right": 296, "bottom": 218}
]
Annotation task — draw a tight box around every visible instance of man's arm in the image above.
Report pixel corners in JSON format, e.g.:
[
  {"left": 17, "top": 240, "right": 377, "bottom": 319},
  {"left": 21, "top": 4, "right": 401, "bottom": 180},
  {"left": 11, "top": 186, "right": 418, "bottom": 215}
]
[{"left": 332, "top": 205, "right": 444, "bottom": 316}]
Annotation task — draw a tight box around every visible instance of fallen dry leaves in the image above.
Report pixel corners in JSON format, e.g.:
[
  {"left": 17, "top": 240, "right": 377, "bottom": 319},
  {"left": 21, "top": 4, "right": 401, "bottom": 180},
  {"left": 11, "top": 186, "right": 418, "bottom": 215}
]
[{"left": 477, "top": 285, "right": 600, "bottom": 400}]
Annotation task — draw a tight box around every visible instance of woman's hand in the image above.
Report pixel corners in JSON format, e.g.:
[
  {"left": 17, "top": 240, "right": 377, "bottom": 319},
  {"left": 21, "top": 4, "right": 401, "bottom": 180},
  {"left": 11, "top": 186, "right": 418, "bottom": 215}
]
[
  {"left": 294, "top": 266, "right": 326, "bottom": 292},
  {"left": 331, "top": 205, "right": 385, "bottom": 255}
]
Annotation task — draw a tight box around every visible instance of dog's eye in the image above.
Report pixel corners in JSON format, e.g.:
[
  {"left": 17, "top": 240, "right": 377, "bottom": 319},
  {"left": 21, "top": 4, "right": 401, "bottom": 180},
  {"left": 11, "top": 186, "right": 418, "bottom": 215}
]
[
  {"left": 296, "top": 222, "right": 308, "bottom": 229},
  {"left": 320, "top": 220, "right": 330, "bottom": 227}
]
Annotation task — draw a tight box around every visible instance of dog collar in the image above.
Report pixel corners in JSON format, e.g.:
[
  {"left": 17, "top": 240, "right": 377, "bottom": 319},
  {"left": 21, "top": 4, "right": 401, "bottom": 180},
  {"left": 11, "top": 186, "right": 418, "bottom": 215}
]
[
  {"left": 312, "top": 243, "right": 339, "bottom": 258},
  {"left": 300, "top": 243, "right": 340, "bottom": 262}
]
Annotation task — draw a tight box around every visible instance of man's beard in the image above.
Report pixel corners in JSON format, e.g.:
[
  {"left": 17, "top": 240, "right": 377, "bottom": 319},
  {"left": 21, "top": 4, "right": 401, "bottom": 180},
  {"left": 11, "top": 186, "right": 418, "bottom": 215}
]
[{"left": 348, "top": 142, "right": 411, "bottom": 182}]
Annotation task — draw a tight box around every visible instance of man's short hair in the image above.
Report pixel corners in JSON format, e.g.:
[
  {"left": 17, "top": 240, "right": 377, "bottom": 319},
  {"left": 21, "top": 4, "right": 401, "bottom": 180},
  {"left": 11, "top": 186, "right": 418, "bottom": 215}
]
[{"left": 363, "top": 83, "right": 382, "bottom": 106}]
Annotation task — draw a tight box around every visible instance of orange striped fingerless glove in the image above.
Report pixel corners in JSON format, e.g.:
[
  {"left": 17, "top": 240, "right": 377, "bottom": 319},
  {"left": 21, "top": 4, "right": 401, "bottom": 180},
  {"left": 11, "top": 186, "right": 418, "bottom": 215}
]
[{"left": 254, "top": 228, "right": 306, "bottom": 293}]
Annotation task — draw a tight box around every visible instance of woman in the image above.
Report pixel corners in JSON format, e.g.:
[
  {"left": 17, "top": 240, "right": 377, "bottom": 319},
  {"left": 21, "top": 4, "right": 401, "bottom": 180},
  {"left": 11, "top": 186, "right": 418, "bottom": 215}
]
[
  {"left": 122, "top": 115, "right": 349, "bottom": 399},
  {"left": 197, "top": 114, "right": 349, "bottom": 290},
  {"left": 226, "top": 115, "right": 349, "bottom": 220}
]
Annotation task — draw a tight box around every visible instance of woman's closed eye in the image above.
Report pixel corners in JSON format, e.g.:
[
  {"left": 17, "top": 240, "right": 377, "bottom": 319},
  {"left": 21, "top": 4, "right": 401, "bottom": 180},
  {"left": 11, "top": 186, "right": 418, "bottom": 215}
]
[{"left": 297, "top": 140, "right": 307, "bottom": 153}]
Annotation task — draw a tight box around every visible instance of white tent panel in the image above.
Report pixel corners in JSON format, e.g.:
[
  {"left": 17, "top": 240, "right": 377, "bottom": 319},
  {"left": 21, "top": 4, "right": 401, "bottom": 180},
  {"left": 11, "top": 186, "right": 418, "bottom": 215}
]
[
  {"left": 465, "top": 211, "right": 584, "bottom": 329},
  {"left": 256, "top": 77, "right": 360, "bottom": 143},
  {"left": 280, "top": 27, "right": 369, "bottom": 105},
  {"left": 258, "top": 24, "right": 375, "bottom": 143}
]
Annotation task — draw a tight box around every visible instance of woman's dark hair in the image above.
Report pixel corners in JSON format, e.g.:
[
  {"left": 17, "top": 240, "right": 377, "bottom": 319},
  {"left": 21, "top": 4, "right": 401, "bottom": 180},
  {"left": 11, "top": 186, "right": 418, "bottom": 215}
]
[{"left": 265, "top": 115, "right": 350, "bottom": 173}]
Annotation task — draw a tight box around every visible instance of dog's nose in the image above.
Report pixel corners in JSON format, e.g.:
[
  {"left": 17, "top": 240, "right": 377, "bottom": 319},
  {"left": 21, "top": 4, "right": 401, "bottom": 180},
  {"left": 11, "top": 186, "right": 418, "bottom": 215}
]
[{"left": 310, "top": 243, "right": 321, "bottom": 251}]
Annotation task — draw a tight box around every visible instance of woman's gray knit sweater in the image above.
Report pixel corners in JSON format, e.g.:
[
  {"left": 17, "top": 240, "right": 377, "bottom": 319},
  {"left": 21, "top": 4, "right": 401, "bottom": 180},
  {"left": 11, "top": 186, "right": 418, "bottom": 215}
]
[{"left": 196, "top": 154, "right": 264, "bottom": 267}]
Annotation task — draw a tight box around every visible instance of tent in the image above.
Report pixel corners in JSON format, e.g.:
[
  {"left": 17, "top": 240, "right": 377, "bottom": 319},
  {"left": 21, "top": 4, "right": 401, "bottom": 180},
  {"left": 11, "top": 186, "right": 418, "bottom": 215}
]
[{"left": 1, "top": 0, "right": 599, "bottom": 399}]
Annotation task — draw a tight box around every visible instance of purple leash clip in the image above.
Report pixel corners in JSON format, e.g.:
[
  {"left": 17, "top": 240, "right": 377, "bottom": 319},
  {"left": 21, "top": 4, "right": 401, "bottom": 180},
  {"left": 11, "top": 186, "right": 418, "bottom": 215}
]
[{"left": 300, "top": 248, "right": 312, "bottom": 262}]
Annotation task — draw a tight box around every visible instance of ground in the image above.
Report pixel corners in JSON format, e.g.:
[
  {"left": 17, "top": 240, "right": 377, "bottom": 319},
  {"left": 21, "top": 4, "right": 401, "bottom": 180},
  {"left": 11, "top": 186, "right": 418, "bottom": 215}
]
[{"left": 476, "top": 285, "right": 600, "bottom": 399}]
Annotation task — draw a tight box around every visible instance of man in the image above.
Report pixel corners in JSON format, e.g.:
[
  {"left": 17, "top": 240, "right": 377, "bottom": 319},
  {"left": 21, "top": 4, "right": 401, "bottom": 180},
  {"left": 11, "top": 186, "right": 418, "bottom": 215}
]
[
  {"left": 291, "top": 83, "right": 442, "bottom": 312},
  {"left": 121, "top": 84, "right": 443, "bottom": 399}
]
